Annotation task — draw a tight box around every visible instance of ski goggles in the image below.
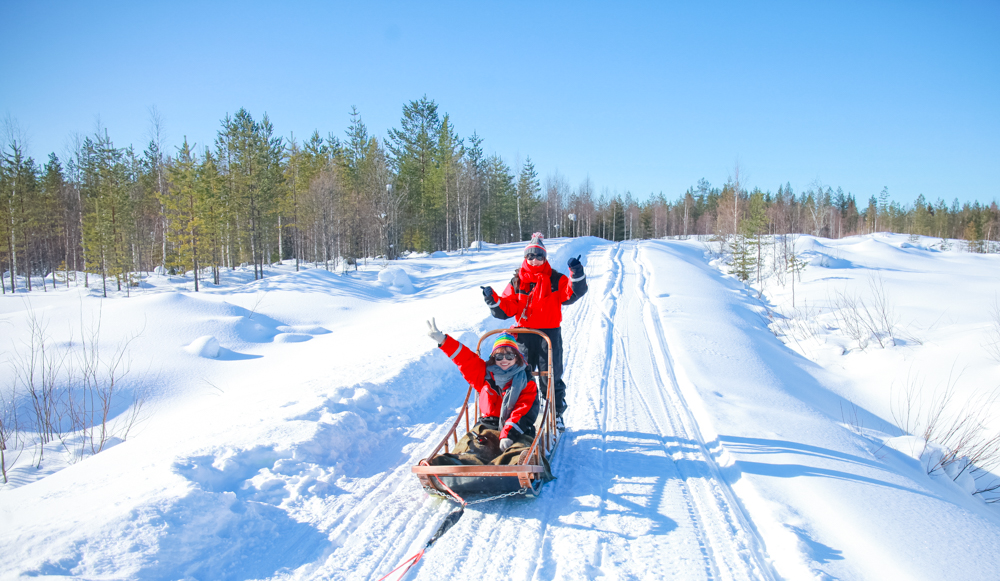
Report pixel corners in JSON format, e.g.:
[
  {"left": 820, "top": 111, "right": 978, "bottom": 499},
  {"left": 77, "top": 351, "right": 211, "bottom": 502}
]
[{"left": 525, "top": 253, "right": 545, "bottom": 262}]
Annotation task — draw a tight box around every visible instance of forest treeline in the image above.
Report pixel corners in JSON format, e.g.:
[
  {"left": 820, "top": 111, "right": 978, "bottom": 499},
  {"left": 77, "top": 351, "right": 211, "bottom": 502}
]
[{"left": 2, "top": 96, "right": 998, "bottom": 294}]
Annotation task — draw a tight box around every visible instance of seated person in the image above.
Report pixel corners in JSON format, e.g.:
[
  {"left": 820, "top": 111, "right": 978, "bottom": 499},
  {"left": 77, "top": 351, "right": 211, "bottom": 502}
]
[{"left": 425, "top": 320, "right": 539, "bottom": 465}]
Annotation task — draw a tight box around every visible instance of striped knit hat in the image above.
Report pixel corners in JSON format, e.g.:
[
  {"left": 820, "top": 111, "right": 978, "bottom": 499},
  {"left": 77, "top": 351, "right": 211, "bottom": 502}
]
[
  {"left": 491, "top": 332, "right": 524, "bottom": 358},
  {"left": 524, "top": 232, "right": 547, "bottom": 259}
]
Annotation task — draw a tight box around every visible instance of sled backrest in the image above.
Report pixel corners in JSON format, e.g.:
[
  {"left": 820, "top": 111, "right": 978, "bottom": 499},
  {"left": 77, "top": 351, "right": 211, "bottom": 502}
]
[{"left": 413, "top": 328, "right": 558, "bottom": 490}]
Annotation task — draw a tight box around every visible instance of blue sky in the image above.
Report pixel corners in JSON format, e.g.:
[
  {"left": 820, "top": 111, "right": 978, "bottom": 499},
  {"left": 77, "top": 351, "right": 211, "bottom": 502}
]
[{"left": 2, "top": 1, "right": 997, "bottom": 206}]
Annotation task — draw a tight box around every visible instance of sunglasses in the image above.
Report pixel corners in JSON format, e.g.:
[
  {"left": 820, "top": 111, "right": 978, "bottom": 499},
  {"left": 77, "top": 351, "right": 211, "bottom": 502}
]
[
  {"left": 525, "top": 253, "right": 545, "bottom": 261},
  {"left": 494, "top": 353, "right": 518, "bottom": 361}
]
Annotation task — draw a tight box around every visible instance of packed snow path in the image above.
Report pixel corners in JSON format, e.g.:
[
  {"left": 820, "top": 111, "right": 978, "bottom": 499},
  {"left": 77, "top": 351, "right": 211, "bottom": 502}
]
[
  {"left": 334, "top": 242, "right": 777, "bottom": 580},
  {"left": 555, "top": 242, "right": 775, "bottom": 579}
]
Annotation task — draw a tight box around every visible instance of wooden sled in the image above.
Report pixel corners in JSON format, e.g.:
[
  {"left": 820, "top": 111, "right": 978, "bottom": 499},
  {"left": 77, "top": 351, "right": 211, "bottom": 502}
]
[{"left": 412, "top": 328, "right": 559, "bottom": 498}]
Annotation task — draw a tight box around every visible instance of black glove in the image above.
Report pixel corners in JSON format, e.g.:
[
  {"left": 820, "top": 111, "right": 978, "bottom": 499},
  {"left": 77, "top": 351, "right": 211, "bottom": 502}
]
[
  {"left": 481, "top": 286, "right": 498, "bottom": 306},
  {"left": 567, "top": 255, "right": 584, "bottom": 277}
]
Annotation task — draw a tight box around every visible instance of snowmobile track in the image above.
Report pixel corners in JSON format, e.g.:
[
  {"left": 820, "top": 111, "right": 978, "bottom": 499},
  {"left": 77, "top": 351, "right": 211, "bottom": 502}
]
[{"left": 549, "top": 241, "right": 776, "bottom": 580}]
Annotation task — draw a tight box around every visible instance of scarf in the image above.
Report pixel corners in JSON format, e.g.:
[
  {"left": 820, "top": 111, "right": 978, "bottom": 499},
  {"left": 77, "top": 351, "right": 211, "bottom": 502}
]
[
  {"left": 487, "top": 362, "right": 529, "bottom": 430},
  {"left": 518, "top": 259, "right": 552, "bottom": 322}
]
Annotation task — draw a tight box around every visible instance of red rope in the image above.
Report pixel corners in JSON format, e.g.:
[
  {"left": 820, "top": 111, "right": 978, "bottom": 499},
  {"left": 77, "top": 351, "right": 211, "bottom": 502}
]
[
  {"left": 432, "top": 474, "right": 467, "bottom": 506},
  {"left": 378, "top": 477, "right": 467, "bottom": 581},
  {"left": 376, "top": 549, "right": 425, "bottom": 581}
]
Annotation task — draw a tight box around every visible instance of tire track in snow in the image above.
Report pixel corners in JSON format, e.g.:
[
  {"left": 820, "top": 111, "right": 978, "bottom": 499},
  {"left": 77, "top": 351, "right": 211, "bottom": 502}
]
[
  {"left": 594, "top": 243, "right": 716, "bottom": 578},
  {"left": 630, "top": 241, "right": 777, "bottom": 580},
  {"left": 619, "top": 243, "right": 721, "bottom": 579}
]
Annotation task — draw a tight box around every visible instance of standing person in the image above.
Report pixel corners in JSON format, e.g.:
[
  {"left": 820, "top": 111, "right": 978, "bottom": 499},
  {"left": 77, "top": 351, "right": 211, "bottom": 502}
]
[
  {"left": 480, "top": 233, "right": 587, "bottom": 431},
  {"left": 425, "top": 320, "right": 539, "bottom": 465}
]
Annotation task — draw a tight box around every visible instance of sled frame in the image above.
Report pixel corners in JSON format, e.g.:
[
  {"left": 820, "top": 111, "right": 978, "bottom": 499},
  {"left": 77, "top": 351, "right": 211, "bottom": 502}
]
[{"left": 412, "top": 328, "right": 558, "bottom": 495}]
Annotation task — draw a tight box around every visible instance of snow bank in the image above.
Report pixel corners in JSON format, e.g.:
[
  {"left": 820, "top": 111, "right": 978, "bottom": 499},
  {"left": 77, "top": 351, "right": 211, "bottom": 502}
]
[
  {"left": 274, "top": 333, "right": 312, "bottom": 343},
  {"left": 276, "top": 325, "right": 330, "bottom": 335},
  {"left": 809, "top": 252, "right": 854, "bottom": 269},
  {"left": 543, "top": 236, "right": 606, "bottom": 275},
  {"left": 377, "top": 266, "right": 415, "bottom": 293},
  {"left": 185, "top": 335, "right": 220, "bottom": 358}
]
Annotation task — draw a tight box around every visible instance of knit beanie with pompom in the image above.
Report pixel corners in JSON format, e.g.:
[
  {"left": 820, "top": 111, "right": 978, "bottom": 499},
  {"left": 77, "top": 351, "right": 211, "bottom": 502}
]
[{"left": 524, "top": 232, "right": 547, "bottom": 259}]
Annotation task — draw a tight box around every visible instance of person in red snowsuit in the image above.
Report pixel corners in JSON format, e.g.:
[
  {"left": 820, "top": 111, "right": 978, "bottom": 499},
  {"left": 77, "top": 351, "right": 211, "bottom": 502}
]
[
  {"left": 426, "top": 320, "right": 539, "bottom": 456},
  {"left": 481, "top": 233, "right": 587, "bottom": 430}
]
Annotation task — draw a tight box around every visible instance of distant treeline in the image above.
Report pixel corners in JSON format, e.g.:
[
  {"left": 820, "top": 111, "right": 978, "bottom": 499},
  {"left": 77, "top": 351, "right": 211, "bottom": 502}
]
[{"left": 2, "top": 96, "right": 998, "bottom": 294}]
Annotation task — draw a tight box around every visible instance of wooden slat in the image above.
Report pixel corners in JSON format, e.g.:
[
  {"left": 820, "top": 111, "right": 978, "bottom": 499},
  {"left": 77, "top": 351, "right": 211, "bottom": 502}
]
[{"left": 412, "top": 464, "right": 546, "bottom": 475}]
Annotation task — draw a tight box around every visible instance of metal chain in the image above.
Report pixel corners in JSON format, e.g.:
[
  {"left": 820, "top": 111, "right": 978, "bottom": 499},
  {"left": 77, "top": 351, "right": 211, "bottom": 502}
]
[
  {"left": 466, "top": 487, "right": 530, "bottom": 505},
  {"left": 422, "top": 486, "right": 529, "bottom": 505},
  {"left": 422, "top": 486, "right": 454, "bottom": 501}
]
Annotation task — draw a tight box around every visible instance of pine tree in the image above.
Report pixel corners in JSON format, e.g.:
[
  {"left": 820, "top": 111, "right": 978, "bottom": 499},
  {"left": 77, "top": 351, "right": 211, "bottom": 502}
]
[
  {"left": 740, "top": 188, "right": 768, "bottom": 287},
  {"left": 483, "top": 155, "right": 516, "bottom": 243},
  {"left": 388, "top": 96, "right": 441, "bottom": 251},
  {"left": 465, "top": 132, "right": 485, "bottom": 247},
  {"left": 282, "top": 135, "right": 304, "bottom": 268},
  {"left": 38, "top": 154, "right": 66, "bottom": 290},
  {"left": 341, "top": 106, "right": 370, "bottom": 260},
  {"left": 79, "top": 130, "right": 134, "bottom": 296},
  {"left": 913, "top": 194, "right": 931, "bottom": 236},
  {"left": 963, "top": 202, "right": 985, "bottom": 253},
  {"left": 256, "top": 114, "right": 284, "bottom": 268},
  {"left": 435, "top": 114, "right": 463, "bottom": 250},
  {"left": 728, "top": 232, "right": 755, "bottom": 283},
  {"left": 516, "top": 157, "right": 540, "bottom": 242},
  {"left": 843, "top": 194, "right": 859, "bottom": 235},
  {"left": 608, "top": 195, "right": 626, "bottom": 241},
  {"left": 216, "top": 109, "right": 284, "bottom": 279},
  {"left": 865, "top": 196, "right": 878, "bottom": 234},
  {"left": 0, "top": 139, "right": 36, "bottom": 292},
  {"left": 877, "top": 186, "right": 890, "bottom": 232},
  {"left": 163, "top": 138, "right": 203, "bottom": 289},
  {"left": 198, "top": 148, "right": 224, "bottom": 285},
  {"left": 295, "top": 131, "right": 334, "bottom": 265}
]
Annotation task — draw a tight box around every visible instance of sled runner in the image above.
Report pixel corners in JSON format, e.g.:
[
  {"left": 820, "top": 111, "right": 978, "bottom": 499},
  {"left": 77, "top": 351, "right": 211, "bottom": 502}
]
[{"left": 412, "top": 328, "right": 559, "bottom": 498}]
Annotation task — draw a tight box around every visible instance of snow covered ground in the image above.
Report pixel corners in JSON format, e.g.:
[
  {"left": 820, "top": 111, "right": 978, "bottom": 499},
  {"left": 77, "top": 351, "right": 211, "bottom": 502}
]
[{"left": 1, "top": 234, "right": 999, "bottom": 580}]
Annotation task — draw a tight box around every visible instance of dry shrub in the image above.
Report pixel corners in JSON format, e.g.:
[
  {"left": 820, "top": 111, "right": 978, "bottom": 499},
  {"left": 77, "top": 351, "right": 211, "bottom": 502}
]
[
  {"left": 2, "top": 305, "right": 148, "bottom": 484},
  {"left": 892, "top": 369, "right": 1000, "bottom": 500},
  {"left": 832, "top": 274, "right": 899, "bottom": 350}
]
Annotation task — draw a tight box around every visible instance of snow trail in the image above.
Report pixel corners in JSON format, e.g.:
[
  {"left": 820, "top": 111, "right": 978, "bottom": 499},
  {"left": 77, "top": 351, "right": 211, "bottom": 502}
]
[{"left": 539, "top": 241, "right": 775, "bottom": 580}]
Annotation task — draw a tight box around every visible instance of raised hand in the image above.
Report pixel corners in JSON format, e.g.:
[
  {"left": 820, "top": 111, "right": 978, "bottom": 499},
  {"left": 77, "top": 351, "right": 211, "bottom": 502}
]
[
  {"left": 481, "top": 285, "right": 498, "bottom": 306},
  {"left": 567, "top": 255, "right": 584, "bottom": 277},
  {"left": 426, "top": 318, "right": 445, "bottom": 345}
]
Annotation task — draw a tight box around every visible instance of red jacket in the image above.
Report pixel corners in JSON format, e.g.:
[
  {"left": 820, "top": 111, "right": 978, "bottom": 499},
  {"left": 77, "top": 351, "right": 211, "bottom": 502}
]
[
  {"left": 494, "top": 260, "right": 581, "bottom": 329},
  {"left": 439, "top": 335, "right": 538, "bottom": 440}
]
